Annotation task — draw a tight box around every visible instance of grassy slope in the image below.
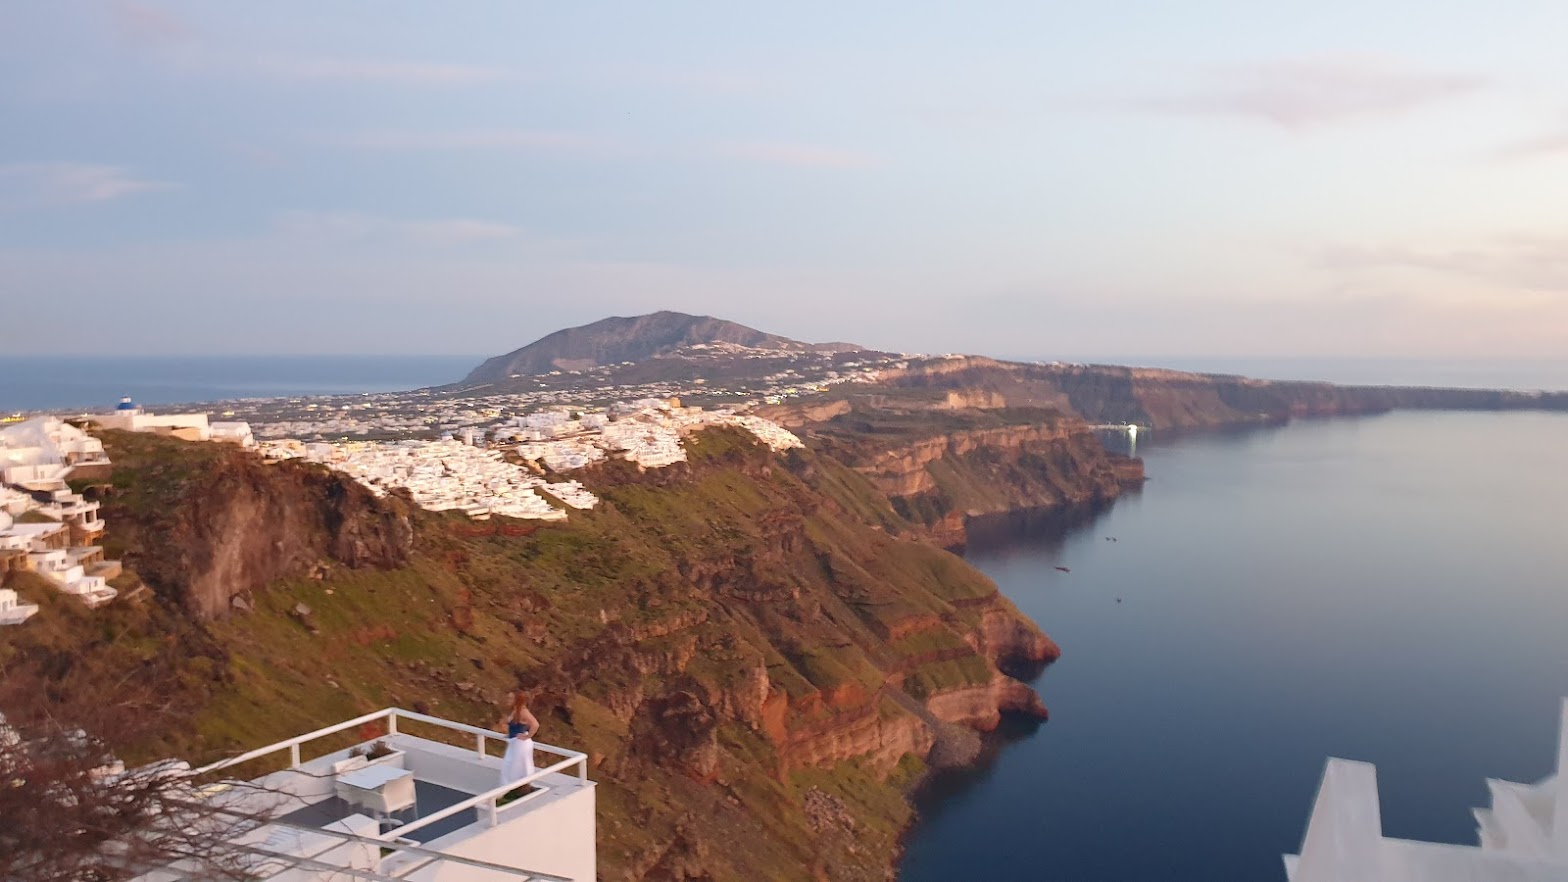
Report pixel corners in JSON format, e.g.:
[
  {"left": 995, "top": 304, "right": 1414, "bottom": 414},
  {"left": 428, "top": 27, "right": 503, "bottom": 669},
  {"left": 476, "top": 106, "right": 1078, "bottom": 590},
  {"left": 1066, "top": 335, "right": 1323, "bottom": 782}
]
[{"left": 3, "top": 428, "right": 1025, "bottom": 882}]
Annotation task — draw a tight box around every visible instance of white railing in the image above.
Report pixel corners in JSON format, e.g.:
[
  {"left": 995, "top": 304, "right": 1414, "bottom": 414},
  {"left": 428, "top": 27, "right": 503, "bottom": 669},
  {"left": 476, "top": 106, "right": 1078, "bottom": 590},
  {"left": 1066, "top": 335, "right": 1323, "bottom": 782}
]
[
  {"left": 190, "top": 801, "right": 574, "bottom": 882},
  {"left": 195, "top": 706, "right": 590, "bottom": 841}
]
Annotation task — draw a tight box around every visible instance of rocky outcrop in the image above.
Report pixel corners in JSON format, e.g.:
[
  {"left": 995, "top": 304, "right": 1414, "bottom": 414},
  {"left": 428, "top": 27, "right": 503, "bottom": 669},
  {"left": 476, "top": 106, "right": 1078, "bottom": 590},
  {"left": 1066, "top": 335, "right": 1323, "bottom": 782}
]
[
  {"left": 775, "top": 396, "right": 1145, "bottom": 547},
  {"left": 759, "top": 398, "right": 852, "bottom": 428},
  {"left": 89, "top": 431, "right": 413, "bottom": 619},
  {"left": 631, "top": 688, "right": 722, "bottom": 781},
  {"left": 924, "top": 675, "right": 1049, "bottom": 731},
  {"left": 977, "top": 601, "right": 1063, "bottom": 670},
  {"left": 779, "top": 692, "right": 935, "bottom": 774}
]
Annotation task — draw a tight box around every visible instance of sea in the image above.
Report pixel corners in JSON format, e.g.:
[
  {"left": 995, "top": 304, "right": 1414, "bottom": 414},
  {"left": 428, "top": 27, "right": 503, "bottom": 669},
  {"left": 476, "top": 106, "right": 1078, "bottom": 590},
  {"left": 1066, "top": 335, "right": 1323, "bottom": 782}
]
[
  {"left": 6, "top": 355, "right": 1567, "bottom": 415},
  {"left": 0, "top": 355, "right": 480, "bottom": 413},
  {"left": 898, "top": 408, "right": 1568, "bottom": 881}
]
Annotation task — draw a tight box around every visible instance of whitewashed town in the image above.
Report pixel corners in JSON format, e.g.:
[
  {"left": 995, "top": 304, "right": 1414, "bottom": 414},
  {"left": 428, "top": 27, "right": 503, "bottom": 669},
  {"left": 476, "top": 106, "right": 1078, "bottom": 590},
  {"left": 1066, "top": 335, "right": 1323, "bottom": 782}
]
[
  {"left": 259, "top": 398, "right": 804, "bottom": 520},
  {"left": 0, "top": 416, "right": 117, "bottom": 623},
  {"left": 1, "top": 388, "right": 811, "bottom": 624}
]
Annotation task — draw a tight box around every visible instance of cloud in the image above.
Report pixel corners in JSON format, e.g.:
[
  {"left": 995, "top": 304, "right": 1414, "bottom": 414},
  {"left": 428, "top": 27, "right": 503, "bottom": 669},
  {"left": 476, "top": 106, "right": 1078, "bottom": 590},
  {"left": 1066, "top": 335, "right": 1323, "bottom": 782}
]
[
  {"left": 311, "top": 129, "right": 606, "bottom": 152},
  {"left": 274, "top": 211, "right": 529, "bottom": 245},
  {"left": 1130, "top": 56, "right": 1485, "bottom": 129},
  {"left": 592, "top": 65, "right": 770, "bottom": 97},
  {"left": 714, "top": 142, "right": 880, "bottom": 169},
  {"left": 1492, "top": 120, "right": 1568, "bottom": 162},
  {"left": 312, "top": 131, "right": 874, "bottom": 168},
  {"left": 98, "top": 4, "right": 518, "bottom": 88},
  {"left": 108, "top": 0, "right": 189, "bottom": 45},
  {"left": 1317, "top": 235, "right": 1568, "bottom": 294},
  {"left": 0, "top": 162, "right": 177, "bottom": 207},
  {"left": 252, "top": 56, "right": 519, "bottom": 86}
]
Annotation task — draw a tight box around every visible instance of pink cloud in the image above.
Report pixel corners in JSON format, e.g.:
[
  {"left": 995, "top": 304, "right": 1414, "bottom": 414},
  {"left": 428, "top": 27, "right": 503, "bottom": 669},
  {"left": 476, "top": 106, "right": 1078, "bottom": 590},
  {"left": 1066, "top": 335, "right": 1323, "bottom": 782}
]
[
  {"left": 313, "top": 129, "right": 605, "bottom": 151},
  {"left": 108, "top": 0, "right": 189, "bottom": 45},
  {"left": 1131, "top": 55, "right": 1485, "bottom": 129},
  {"left": 275, "top": 211, "right": 529, "bottom": 245},
  {"left": 254, "top": 56, "right": 519, "bottom": 86},
  {"left": 0, "top": 162, "right": 177, "bottom": 207},
  {"left": 1492, "top": 120, "right": 1568, "bottom": 162},
  {"left": 1318, "top": 235, "right": 1568, "bottom": 294},
  {"left": 715, "top": 142, "right": 880, "bottom": 169}
]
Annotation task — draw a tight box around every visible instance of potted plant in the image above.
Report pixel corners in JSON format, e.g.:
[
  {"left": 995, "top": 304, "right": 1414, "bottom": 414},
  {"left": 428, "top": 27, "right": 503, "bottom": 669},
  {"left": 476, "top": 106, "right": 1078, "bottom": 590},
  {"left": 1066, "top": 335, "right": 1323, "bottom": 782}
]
[{"left": 362, "top": 739, "right": 405, "bottom": 768}]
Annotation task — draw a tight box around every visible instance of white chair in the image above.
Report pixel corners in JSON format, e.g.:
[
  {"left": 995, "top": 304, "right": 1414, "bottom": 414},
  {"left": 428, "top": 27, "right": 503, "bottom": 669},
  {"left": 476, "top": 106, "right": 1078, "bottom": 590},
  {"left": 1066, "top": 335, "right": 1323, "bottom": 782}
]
[
  {"left": 362, "top": 773, "right": 418, "bottom": 828},
  {"left": 334, "top": 761, "right": 418, "bottom": 830}
]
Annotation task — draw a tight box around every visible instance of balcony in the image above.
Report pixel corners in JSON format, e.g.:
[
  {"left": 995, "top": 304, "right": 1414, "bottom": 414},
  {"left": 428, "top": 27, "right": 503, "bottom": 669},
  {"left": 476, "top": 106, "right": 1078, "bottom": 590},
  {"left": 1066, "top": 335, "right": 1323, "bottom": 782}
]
[{"left": 170, "top": 707, "right": 596, "bottom": 881}]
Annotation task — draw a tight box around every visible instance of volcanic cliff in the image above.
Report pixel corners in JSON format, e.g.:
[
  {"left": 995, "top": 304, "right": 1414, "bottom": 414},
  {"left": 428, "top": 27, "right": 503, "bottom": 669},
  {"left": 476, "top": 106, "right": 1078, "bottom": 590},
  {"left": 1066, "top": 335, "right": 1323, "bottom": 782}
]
[
  {"left": 762, "top": 388, "right": 1145, "bottom": 548},
  {"left": 4, "top": 423, "right": 1108, "bottom": 882},
  {"left": 875, "top": 356, "right": 1568, "bottom": 430},
  {"left": 82, "top": 430, "right": 414, "bottom": 619}
]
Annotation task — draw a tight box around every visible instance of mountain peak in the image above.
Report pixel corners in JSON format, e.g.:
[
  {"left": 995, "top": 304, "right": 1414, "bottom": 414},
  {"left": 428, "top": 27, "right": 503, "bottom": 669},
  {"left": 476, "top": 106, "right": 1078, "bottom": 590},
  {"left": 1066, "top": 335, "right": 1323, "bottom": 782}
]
[{"left": 462, "top": 312, "right": 862, "bottom": 384}]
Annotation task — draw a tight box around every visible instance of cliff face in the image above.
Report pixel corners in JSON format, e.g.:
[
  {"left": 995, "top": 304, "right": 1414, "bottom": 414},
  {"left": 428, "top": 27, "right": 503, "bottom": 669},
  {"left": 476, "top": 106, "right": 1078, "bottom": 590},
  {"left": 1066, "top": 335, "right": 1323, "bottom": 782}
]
[
  {"left": 854, "top": 423, "right": 1138, "bottom": 546},
  {"left": 29, "top": 428, "right": 1066, "bottom": 882},
  {"left": 763, "top": 393, "right": 1144, "bottom": 547},
  {"left": 86, "top": 431, "right": 413, "bottom": 619},
  {"left": 876, "top": 357, "right": 1568, "bottom": 430}
]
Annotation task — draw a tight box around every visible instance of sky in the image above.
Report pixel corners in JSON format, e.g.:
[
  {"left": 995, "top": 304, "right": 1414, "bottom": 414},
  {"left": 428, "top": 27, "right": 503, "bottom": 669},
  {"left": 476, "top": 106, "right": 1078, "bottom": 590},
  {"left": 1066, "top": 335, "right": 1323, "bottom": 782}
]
[{"left": 5, "top": 1, "right": 1568, "bottom": 359}]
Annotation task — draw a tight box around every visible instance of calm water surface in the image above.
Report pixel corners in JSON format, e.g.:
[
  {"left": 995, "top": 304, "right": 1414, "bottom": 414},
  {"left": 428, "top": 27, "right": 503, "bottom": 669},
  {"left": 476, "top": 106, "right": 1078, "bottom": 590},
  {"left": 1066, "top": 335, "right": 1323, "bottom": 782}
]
[
  {"left": 0, "top": 355, "right": 479, "bottom": 412},
  {"left": 899, "top": 410, "right": 1568, "bottom": 881}
]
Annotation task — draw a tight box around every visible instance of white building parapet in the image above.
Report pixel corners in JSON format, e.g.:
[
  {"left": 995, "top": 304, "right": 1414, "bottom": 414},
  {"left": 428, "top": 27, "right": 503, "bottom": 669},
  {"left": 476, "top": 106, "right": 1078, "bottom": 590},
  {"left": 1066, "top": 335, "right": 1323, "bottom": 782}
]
[
  {"left": 0, "top": 587, "right": 39, "bottom": 625},
  {"left": 1286, "top": 698, "right": 1568, "bottom": 881},
  {"left": 139, "top": 707, "right": 595, "bottom": 881}
]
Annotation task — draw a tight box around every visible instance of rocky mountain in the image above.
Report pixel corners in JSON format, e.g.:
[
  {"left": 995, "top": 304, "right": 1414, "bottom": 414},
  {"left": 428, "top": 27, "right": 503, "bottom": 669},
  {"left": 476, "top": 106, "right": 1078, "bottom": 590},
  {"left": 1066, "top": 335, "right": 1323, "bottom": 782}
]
[{"left": 463, "top": 311, "right": 863, "bottom": 384}]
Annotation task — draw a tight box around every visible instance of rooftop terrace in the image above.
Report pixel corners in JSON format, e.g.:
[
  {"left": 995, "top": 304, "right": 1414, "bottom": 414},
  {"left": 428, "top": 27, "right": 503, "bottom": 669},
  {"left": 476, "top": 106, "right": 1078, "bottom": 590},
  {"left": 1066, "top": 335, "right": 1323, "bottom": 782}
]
[{"left": 142, "top": 708, "right": 596, "bottom": 882}]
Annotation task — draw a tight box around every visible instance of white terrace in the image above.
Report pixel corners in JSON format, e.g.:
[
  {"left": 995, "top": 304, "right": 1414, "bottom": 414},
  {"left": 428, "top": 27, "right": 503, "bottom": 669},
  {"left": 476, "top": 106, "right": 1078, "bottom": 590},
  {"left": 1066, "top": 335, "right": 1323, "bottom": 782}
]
[
  {"left": 139, "top": 708, "right": 595, "bottom": 882},
  {"left": 1286, "top": 698, "right": 1568, "bottom": 881}
]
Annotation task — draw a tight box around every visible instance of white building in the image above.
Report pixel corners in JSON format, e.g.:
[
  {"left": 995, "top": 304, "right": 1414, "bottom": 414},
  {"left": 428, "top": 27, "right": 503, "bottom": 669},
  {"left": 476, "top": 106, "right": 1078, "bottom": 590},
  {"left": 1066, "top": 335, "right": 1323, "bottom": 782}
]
[
  {"left": 0, "top": 415, "right": 110, "bottom": 486},
  {"left": 0, "top": 587, "right": 39, "bottom": 624},
  {"left": 132, "top": 707, "right": 595, "bottom": 881},
  {"left": 212, "top": 421, "right": 257, "bottom": 447},
  {"left": 1286, "top": 698, "right": 1568, "bottom": 881},
  {"left": 0, "top": 417, "right": 120, "bottom": 610},
  {"left": 272, "top": 439, "right": 590, "bottom": 521},
  {"left": 94, "top": 398, "right": 256, "bottom": 449}
]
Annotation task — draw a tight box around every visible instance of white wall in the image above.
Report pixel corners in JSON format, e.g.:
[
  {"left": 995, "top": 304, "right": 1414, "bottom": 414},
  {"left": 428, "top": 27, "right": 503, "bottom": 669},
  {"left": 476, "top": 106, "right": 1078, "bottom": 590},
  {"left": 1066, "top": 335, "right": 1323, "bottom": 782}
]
[
  {"left": 409, "top": 782, "right": 597, "bottom": 882},
  {"left": 97, "top": 412, "right": 211, "bottom": 438}
]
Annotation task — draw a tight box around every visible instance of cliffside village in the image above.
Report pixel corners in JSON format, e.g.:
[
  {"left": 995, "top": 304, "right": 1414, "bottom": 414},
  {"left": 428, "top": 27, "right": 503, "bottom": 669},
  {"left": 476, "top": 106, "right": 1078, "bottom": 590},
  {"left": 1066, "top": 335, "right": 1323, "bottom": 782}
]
[
  {"left": 211, "top": 345, "right": 904, "bottom": 442},
  {"left": 260, "top": 398, "right": 802, "bottom": 519},
  {"left": 1, "top": 394, "right": 804, "bottom": 623},
  {"left": 0, "top": 399, "right": 259, "bottom": 624},
  {"left": 0, "top": 417, "right": 116, "bottom": 623}
]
